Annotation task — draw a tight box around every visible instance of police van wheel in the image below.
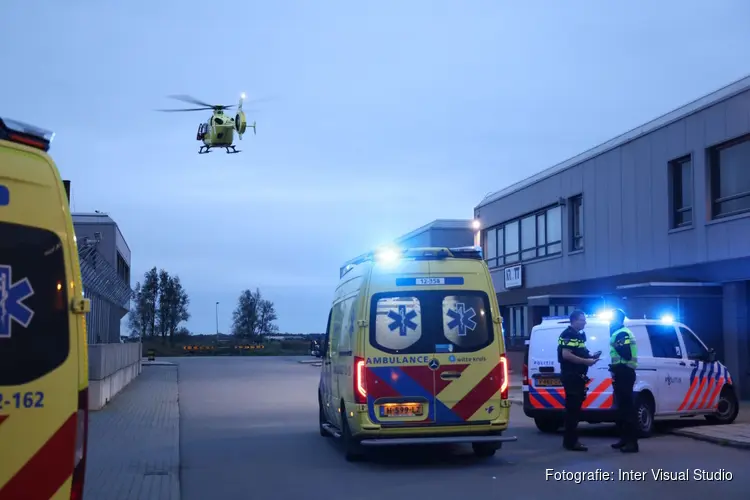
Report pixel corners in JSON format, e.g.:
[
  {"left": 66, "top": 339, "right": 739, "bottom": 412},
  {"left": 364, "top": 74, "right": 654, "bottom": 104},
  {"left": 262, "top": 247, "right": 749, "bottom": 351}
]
[
  {"left": 534, "top": 417, "right": 562, "bottom": 433},
  {"left": 472, "top": 442, "right": 499, "bottom": 458},
  {"left": 318, "top": 397, "right": 329, "bottom": 437},
  {"left": 705, "top": 387, "right": 739, "bottom": 425},
  {"left": 636, "top": 393, "right": 655, "bottom": 437},
  {"left": 341, "top": 408, "right": 364, "bottom": 462}
]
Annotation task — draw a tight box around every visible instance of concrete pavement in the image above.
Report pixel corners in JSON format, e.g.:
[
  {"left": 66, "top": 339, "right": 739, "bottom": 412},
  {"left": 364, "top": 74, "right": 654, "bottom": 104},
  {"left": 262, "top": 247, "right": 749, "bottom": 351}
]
[
  {"left": 84, "top": 364, "right": 181, "bottom": 500},
  {"left": 175, "top": 356, "right": 750, "bottom": 500}
]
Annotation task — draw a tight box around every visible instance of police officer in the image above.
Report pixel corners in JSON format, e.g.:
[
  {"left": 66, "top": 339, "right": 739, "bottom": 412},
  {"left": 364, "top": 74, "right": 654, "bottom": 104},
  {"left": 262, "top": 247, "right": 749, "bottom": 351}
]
[
  {"left": 558, "top": 310, "right": 600, "bottom": 451},
  {"left": 609, "top": 308, "right": 639, "bottom": 453}
]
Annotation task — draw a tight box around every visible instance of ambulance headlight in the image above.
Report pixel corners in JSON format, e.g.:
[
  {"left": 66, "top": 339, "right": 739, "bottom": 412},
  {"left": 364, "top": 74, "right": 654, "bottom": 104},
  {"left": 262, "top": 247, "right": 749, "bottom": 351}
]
[
  {"left": 375, "top": 247, "right": 400, "bottom": 264},
  {"left": 661, "top": 314, "right": 674, "bottom": 324}
]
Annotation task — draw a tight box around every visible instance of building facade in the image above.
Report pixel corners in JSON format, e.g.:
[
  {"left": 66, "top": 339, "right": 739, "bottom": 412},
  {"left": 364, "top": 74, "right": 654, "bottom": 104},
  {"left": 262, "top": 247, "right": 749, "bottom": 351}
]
[
  {"left": 340, "top": 219, "right": 476, "bottom": 277},
  {"left": 72, "top": 212, "right": 133, "bottom": 344},
  {"left": 474, "top": 75, "right": 750, "bottom": 398}
]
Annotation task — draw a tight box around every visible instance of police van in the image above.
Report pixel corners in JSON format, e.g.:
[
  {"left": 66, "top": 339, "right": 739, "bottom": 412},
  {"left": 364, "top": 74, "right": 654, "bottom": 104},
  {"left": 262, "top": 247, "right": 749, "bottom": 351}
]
[
  {"left": 0, "top": 117, "right": 91, "bottom": 499},
  {"left": 523, "top": 312, "right": 739, "bottom": 436},
  {"left": 318, "top": 246, "right": 517, "bottom": 461}
]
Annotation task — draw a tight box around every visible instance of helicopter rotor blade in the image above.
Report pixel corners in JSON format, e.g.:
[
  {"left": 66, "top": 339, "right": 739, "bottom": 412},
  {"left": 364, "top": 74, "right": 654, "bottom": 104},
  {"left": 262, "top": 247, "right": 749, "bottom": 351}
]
[
  {"left": 167, "top": 94, "right": 216, "bottom": 108},
  {"left": 155, "top": 107, "right": 215, "bottom": 112}
]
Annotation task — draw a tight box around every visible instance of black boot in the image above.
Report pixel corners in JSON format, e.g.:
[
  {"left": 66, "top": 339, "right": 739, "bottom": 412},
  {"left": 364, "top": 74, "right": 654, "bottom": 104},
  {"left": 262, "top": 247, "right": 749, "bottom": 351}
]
[
  {"left": 564, "top": 442, "right": 588, "bottom": 451},
  {"left": 620, "top": 442, "right": 639, "bottom": 453},
  {"left": 611, "top": 440, "right": 626, "bottom": 449}
]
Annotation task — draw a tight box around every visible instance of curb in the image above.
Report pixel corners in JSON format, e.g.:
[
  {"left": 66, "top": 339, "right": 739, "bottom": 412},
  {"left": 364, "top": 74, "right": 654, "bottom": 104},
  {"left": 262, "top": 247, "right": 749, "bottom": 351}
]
[
  {"left": 298, "top": 359, "right": 320, "bottom": 364},
  {"left": 669, "top": 429, "right": 750, "bottom": 450},
  {"left": 510, "top": 397, "right": 522, "bottom": 406},
  {"left": 142, "top": 361, "right": 177, "bottom": 366}
]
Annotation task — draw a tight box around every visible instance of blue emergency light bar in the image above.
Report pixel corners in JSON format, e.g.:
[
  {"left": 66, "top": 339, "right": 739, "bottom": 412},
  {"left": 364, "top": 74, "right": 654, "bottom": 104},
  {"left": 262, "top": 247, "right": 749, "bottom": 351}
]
[
  {"left": 340, "top": 246, "right": 484, "bottom": 278},
  {"left": 0, "top": 117, "right": 55, "bottom": 152}
]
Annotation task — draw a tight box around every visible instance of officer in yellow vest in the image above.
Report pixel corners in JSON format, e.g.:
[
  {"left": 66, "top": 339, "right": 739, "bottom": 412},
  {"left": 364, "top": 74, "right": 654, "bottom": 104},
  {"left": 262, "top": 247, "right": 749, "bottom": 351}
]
[{"left": 608, "top": 309, "right": 639, "bottom": 453}]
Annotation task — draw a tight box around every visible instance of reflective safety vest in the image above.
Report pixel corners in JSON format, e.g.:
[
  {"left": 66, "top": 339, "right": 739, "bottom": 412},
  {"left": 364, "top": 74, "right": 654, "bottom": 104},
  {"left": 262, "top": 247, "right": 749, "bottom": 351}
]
[{"left": 610, "top": 327, "right": 638, "bottom": 369}]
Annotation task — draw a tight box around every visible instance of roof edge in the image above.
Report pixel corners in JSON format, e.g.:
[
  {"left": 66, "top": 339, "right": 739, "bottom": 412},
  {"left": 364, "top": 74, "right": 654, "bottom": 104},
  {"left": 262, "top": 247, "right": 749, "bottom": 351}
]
[{"left": 476, "top": 73, "right": 750, "bottom": 210}]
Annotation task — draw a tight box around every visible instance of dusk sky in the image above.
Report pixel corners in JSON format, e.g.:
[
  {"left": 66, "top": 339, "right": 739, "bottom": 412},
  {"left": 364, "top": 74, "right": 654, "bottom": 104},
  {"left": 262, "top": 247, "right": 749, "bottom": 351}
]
[{"left": 3, "top": 1, "right": 749, "bottom": 334}]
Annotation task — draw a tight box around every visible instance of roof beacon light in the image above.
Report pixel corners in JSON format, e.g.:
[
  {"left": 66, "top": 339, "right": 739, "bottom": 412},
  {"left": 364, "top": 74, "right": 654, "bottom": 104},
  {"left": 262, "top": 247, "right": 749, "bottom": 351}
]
[
  {"left": 374, "top": 246, "right": 401, "bottom": 264},
  {"left": 661, "top": 314, "right": 674, "bottom": 324},
  {"left": 0, "top": 117, "right": 55, "bottom": 151},
  {"left": 596, "top": 310, "right": 614, "bottom": 321},
  {"left": 471, "top": 219, "right": 481, "bottom": 230}
]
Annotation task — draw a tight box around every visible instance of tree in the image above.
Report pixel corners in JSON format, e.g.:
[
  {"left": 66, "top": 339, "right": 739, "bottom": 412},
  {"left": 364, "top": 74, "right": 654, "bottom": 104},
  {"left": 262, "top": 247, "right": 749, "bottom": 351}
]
[
  {"left": 128, "top": 267, "right": 189, "bottom": 342},
  {"left": 128, "top": 267, "right": 159, "bottom": 338},
  {"left": 156, "top": 270, "right": 190, "bottom": 342},
  {"left": 231, "top": 288, "right": 278, "bottom": 339}
]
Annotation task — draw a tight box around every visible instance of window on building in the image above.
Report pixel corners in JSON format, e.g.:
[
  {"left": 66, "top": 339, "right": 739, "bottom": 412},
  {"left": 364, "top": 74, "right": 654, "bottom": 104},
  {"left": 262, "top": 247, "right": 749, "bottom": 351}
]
[
  {"left": 710, "top": 134, "right": 750, "bottom": 219},
  {"left": 669, "top": 156, "right": 693, "bottom": 228},
  {"left": 481, "top": 205, "right": 563, "bottom": 268},
  {"left": 504, "top": 305, "right": 527, "bottom": 348},
  {"left": 569, "top": 195, "right": 583, "bottom": 250}
]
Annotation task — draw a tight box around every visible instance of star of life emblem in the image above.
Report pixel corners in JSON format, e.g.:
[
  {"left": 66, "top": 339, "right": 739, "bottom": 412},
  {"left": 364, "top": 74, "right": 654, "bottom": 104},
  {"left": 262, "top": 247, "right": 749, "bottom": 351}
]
[{"left": 0, "top": 265, "right": 35, "bottom": 339}]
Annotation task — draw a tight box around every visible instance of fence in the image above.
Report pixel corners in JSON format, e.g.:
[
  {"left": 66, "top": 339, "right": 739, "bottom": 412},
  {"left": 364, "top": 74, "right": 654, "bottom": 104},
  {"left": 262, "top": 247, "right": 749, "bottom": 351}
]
[{"left": 78, "top": 243, "right": 133, "bottom": 344}]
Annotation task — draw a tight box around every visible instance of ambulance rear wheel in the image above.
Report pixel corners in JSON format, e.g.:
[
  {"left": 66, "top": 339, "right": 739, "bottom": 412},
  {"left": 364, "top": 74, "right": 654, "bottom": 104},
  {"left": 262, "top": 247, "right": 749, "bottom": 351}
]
[
  {"left": 341, "top": 406, "right": 364, "bottom": 462},
  {"left": 318, "top": 395, "right": 329, "bottom": 437},
  {"left": 472, "top": 442, "right": 499, "bottom": 458},
  {"left": 534, "top": 417, "right": 562, "bottom": 433},
  {"left": 705, "top": 387, "right": 739, "bottom": 425}
]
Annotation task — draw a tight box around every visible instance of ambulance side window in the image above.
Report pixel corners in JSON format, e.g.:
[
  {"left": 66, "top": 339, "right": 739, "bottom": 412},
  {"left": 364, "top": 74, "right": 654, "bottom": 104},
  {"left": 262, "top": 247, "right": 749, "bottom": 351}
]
[
  {"left": 441, "top": 293, "right": 492, "bottom": 352},
  {"left": 322, "top": 308, "right": 332, "bottom": 359},
  {"left": 645, "top": 324, "right": 682, "bottom": 359},
  {"left": 336, "top": 296, "right": 355, "bottom": 356},
  {"left": 371, "top": 295, "right": 424, "bottom": 353},
  {"left": 329, "top": 300, "right": 344, "bottom": 355}
]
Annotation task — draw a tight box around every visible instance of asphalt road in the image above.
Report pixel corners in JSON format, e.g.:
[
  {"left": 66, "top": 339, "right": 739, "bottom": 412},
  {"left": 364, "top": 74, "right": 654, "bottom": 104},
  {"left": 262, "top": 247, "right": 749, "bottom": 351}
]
[{"left": 177, "top": 357, "right": 749, "bottom": 500}]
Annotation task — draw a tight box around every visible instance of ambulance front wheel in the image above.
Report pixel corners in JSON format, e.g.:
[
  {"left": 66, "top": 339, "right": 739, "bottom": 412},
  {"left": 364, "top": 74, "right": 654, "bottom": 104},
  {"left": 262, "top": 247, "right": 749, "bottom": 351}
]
[
  {"left": 705, "top": 387, "right": 739, "bottom": 425},
  {"left": 472, "top": 442, "right": 500, "bottom": 458}
]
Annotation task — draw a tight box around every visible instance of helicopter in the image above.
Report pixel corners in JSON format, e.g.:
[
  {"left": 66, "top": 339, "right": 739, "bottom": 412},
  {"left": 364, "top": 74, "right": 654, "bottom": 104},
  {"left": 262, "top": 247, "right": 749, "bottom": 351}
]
[{"left": 157, "top": 93, "right": 258, "bottom": 154}]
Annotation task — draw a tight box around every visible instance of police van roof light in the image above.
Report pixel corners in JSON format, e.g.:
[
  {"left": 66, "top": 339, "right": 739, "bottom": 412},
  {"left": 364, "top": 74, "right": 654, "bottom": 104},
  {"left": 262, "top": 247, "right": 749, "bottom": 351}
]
[
  {"left": 0, "top": 117, "right": 55, "bottom": 152},
  {"left": 596, "top": 310, "right": 614, "bottom": 321},
  {"left": 661, "top": 314, "right": 674, "bottom": 324}
]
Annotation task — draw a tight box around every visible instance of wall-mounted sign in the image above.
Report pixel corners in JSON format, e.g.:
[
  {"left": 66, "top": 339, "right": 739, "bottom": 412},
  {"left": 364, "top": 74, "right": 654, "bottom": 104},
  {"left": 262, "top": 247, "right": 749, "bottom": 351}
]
[{"left": 503, "top": 264, "right": 523, "bottom": 289}]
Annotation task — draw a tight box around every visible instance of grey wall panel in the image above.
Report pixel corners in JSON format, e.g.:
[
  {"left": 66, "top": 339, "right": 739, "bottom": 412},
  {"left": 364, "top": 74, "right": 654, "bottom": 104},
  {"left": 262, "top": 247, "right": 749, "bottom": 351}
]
[{"left": 481, "top": 88, "right": 750, "bottom": 290}]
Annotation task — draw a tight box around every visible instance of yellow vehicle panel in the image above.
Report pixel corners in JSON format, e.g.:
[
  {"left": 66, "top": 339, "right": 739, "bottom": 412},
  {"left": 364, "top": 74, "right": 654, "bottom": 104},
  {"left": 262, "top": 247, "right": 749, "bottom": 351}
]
[
  {"left": 321, "top": 248, "right": 510, "bottom": 441},
  {"left": 0, "top": 137, "right": 88, "bottom": 499}
]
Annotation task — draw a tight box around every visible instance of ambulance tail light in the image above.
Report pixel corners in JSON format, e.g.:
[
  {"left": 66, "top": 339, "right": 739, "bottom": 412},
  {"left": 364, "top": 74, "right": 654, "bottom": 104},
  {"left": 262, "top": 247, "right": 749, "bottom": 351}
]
[
  {"left": 70, "top": 388, "right": 88, "bottom": 500},
  {"left": 499, "top": 355, "right": 509, "bottom": 399},
  {"left": 354, "top": 356, "right": 367, "bottom": 404}
]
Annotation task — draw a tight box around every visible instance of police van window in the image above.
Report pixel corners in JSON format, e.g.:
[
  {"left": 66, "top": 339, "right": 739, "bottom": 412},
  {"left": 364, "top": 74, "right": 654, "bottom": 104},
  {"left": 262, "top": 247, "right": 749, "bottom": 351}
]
[
  {"left": 441, "top": 294, "right": 492, "bottom": 352},
  {"left": 372, "top": 296, "right": 425, "bottom": 353},
  {"left": 645, "top": 324, "right": 682, "bottom": 359},
  {"left": 678, "top": 327, "right": 709, "bottom": 361},
  {"left": 0, "top": 222, "right": 69, "bottom": 386}
]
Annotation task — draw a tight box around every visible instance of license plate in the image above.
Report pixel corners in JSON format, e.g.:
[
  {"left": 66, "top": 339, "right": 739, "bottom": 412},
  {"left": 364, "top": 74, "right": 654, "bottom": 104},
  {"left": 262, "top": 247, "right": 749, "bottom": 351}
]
[
  {"left": 379, "top": 404, "right": 424, "bottom": 417},
  {"left": 536, "top": 377, "right": 562, "bottom": 387}
]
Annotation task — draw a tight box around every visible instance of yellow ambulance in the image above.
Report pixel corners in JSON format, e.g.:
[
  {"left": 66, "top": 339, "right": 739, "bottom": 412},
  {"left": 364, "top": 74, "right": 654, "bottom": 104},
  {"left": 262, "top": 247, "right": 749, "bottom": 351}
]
[
  {"left": 0, "top": 117, "right": 91, "bottom": 499},
  {"left": 318, "top": 246, "right": 517, "bottom": 461}
]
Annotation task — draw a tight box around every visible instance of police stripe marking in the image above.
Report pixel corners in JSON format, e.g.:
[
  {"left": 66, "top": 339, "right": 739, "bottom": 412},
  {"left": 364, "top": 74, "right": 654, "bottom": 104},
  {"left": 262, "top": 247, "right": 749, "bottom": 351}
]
[
  {"left": 582, "top": 379, "right": 612, "bottom": 409},
  {"left": 702, "top": 366, "right": 721, "bottom": 410},
  {"left": 678, "top": 361, "right": 702, "bottom": 411},
  {"left": 688, "top": 362, "right": 710, "bottom": 410},
  {"left": 528, "top": 386, "right": 552, "bottom": 408},
  {"left": 695, "top": 363, "right": 716, "bottom": 410}
]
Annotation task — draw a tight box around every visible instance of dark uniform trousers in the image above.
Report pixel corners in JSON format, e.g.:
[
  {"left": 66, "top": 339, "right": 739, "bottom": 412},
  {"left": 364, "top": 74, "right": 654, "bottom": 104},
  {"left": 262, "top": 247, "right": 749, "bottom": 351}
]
[
  {"left": 611, "top": 365, "right": 638, "bottom": 444},
  {"left": 562, "top": 373, "right": 586, "bottom": 447}
]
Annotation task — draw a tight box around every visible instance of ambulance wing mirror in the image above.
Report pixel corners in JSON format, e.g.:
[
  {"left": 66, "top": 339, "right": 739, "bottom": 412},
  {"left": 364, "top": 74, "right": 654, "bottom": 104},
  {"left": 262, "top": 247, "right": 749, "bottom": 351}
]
[{"left": 71, "top": 297, "right": 91, "bottom": 314}]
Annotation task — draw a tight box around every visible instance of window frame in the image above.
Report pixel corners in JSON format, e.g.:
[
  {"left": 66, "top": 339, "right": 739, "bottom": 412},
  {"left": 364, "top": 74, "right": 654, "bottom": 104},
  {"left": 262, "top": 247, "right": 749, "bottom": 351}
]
[
  {"left": 677, "top": 326, "right": 710, "bottom": 361},
  {"left": 481, "top": 204, "right": 563, "bottom": 269},
  {"left": 709, "top": 134, "right": 750, "bottom": 220},
  {"left": 569, "top": 194, "right": 584, "bottom": 251},
  {"left": 668, "top": 155, "right": 693, "bottom": 229}
]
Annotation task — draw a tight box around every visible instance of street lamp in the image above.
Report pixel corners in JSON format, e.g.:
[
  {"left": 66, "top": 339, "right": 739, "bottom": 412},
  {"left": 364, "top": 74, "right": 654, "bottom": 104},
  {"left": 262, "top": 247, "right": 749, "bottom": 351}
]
[{"left": 215, "top": 301, "right": 219, "bottom": 337}]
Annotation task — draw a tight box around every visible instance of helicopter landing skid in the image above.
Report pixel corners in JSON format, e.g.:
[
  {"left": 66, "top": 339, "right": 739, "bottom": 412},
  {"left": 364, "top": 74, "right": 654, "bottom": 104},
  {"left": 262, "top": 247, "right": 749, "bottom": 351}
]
[
  {"left": 198, "top": 146, "right": 212, "bottom": 154},
  {"left": 225, "top": 145, "right": 241, "bottom": 154}
]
